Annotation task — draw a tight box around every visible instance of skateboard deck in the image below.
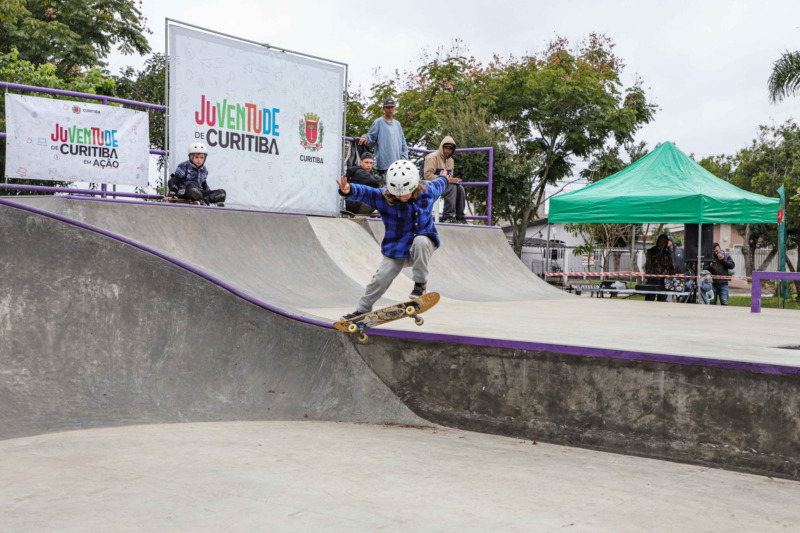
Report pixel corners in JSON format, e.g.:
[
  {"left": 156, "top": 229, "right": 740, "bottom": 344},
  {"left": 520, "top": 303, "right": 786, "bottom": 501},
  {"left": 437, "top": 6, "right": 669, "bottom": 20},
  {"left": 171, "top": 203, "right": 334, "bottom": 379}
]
[
  {"left": 164, "top": 196, "right": 200, "bottom": 205},
  {"left": 334, "top": 292, "right": 439, "bottom": 342}
]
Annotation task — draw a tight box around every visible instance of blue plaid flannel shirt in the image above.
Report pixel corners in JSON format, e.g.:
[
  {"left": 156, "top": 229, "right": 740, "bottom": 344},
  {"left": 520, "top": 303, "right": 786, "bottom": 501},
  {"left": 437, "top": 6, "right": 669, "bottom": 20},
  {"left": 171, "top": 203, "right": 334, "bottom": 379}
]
[{"left": 346, "top": 176, "right": 449, "bottom": 258}]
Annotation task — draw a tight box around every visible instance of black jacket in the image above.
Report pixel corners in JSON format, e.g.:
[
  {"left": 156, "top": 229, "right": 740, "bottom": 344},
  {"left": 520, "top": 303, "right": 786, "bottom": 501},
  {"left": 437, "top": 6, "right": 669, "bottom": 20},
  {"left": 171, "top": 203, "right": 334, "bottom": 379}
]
[
  {"left": 704, "top": 252, "right": 735, "bottom": 286},
  {"left": 668, "top": 237, "right": 686, "bottom": 274},
  {"left": 344, "top": 165, "right": 382, "bottom": 213}
]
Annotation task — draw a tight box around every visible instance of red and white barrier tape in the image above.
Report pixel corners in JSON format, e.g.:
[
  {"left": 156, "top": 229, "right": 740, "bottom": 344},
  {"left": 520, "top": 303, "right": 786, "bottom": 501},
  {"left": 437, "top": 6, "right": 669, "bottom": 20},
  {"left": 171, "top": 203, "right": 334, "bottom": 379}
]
[{"left": 545, "top": 271, "right": 752, "bottom": 281}]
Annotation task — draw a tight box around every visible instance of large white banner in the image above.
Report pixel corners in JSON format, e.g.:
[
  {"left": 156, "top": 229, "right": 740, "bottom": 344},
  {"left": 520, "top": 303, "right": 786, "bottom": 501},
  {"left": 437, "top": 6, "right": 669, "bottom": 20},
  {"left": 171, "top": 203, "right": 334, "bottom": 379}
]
[
  {"left": 168, "top": 24, "right": 345, "bottom": 214},
  {"left": 4, "top": 94, "right": 150, "bottom": 186}
]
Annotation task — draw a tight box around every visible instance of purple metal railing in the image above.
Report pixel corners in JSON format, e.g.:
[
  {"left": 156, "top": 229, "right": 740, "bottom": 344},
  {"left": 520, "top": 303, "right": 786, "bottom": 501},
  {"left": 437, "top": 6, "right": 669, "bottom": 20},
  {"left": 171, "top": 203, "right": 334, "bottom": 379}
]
[
  {"left": 0, "top": 82, "right": 166, "bottom": 200},
  {"left": 344, "top": 137, "right": 494, "bottom": 223},
  {"left": 750, "top": 271, "right": 800, "bottom": 312},
  {"left": 0, "top": 82, "right": 166, "bottom": 110},
  {"left": 0, "top": 84, "right": 495, "bottom": 216},
  {"left": 1, "top": 183, "right": 164, "bottom": 200}
]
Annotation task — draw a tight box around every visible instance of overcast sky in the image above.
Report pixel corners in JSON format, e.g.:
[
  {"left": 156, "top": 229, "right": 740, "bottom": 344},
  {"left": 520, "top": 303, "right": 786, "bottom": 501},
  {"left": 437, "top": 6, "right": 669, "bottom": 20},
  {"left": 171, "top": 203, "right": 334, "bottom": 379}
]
[{"left": 111, "top": 0, "right": 800, "bottom": 163}]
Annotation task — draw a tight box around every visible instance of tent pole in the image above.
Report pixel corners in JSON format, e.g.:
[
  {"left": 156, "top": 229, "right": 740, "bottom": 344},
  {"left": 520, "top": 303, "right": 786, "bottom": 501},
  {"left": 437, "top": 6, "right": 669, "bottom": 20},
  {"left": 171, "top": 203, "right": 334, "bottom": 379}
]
[
  {"left": 697, "top": 224, "right": 702, "bottom": 304},
  {"left": 630, "top": 226, "right": 636, "bottom": 286},
  {"left": 545, "top": 224, "right": 552, "bottom": 277}
]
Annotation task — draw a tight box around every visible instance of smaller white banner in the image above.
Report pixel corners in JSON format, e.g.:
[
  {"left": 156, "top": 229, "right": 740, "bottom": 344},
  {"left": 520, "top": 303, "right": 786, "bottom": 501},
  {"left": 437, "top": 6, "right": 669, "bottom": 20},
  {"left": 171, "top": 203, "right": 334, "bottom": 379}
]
[{"left": 4, "top": 93, "right": 150, "bottom": 186}]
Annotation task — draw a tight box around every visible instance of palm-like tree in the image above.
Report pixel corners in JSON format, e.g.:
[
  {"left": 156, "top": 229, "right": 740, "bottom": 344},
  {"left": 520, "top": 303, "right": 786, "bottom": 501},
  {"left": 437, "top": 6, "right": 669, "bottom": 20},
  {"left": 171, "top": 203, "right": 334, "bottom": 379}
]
[{"left": 768, "top": 50, "right": 800, "bottom": 103}]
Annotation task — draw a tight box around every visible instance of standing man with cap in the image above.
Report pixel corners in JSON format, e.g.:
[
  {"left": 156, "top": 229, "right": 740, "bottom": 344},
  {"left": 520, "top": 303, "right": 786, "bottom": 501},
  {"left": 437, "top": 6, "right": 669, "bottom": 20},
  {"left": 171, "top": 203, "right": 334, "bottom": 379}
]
[{"left": 358, "top": 97, "right": 408, "bottom": 181}]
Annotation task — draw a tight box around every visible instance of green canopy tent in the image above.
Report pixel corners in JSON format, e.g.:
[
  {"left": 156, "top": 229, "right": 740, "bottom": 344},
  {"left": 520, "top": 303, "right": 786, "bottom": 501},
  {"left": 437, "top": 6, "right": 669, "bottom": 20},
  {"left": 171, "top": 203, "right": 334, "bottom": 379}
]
[{"left": 547, "top": 142, "right": 780, "bottom": 286}]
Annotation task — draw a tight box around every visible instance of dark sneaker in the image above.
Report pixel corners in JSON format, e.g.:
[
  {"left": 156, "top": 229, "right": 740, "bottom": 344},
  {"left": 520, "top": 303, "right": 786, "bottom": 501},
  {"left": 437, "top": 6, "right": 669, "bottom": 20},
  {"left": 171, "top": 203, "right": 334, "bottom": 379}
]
[
  {"left": 341, "top": 310, "right": 363, "bottom": 321},
  {"left": 409, "top": 282, "right": 427, "bottom": 299},
  {"left": 216, "top": 202, "right": 225, "bottom": 208},
  {"left": 439, "top": 217, "right": 456, "bottom": 223},
  {"left": 456, "top": 218, "right": 468, "bottom": 224}
]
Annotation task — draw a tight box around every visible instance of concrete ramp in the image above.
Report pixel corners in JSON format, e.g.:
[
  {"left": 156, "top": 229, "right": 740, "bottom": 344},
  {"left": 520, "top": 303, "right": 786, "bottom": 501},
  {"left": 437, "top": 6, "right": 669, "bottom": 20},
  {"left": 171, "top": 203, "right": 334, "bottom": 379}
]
[
  {"left": 0, "top": 200, "right": 424, "bottom": 440},
  {"left": 4, "top": 197, "right": 800, "bottom": 479}
]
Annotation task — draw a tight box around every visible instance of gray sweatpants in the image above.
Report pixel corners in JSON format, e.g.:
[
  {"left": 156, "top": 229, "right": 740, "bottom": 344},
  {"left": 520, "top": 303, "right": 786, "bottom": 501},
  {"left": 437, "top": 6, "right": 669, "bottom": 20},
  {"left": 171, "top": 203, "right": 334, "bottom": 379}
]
[{"left": 357, "top": 235, "right": 436, "bottom": 312}]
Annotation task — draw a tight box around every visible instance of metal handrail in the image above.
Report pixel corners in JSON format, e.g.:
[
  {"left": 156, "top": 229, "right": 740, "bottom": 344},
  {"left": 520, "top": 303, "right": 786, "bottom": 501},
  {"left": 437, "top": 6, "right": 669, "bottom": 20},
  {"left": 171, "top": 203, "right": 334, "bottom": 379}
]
[
  {"left": 0, "top": 83, "right": 495, "bottom": 216},
  {"left": 343, "top": 137, "right": 494, "bottom": 223}
]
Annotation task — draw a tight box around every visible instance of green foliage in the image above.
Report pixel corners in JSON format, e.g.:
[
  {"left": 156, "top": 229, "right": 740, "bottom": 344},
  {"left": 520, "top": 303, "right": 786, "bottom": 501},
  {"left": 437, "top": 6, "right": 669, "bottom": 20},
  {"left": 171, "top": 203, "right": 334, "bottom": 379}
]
[
  {"left": 345, "top": 76, "right": 398, "bottom": 139},
  {"left": 0, "top": 0, "right": 151, "bottom": 79},
  {"left": 436, "top": 103, "right": 525, "bottom": 221},
  {"left": 768, "top": 50, "right": 800, "bottom": 103},
  {"left": 730, "top": 122, "right": 800, "bottom": 256},
  {"left": 0, "top": 48, "right": 117, "bottom": 192},
  {"left": 347, "top": 35, "right": 657, "bottom": 256},
  {"left": 112, "top": 53, "right": 166, "bottom": 170},
  {"left": 567, "top": 142, "right": 649, "bottom": 268},
  {"left": 698, "top": 153, "right": 736, "bottom": 183}
]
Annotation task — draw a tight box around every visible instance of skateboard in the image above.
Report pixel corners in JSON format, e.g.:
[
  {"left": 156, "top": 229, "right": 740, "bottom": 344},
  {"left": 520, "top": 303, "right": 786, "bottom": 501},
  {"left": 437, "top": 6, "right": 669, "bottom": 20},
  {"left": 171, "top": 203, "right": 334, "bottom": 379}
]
[
  {"left": 164, "top": 196, "right": 200, "bottom": 205},
  {"left": 164, "top": 197, "right": 225, "bottom": 207},
  {"left": 334, "top": 292, "right": 440, "bottom": 343}
]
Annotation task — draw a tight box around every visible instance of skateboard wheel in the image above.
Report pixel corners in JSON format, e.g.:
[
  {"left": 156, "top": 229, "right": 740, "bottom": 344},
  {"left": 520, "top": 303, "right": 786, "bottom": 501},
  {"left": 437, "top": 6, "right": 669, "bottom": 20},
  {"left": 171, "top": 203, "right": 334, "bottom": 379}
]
[
  {"left": 358, "top": 333, "right": 368, "bottom": 343},
  {"left": 405, "top": 305, "right": 416, "bottom": 316},
  {"left": 414, "top": 316, "right": 424, "bottom": 326},
  {"left": 347, "top": 323, "right": 358, "bottom": 333}
]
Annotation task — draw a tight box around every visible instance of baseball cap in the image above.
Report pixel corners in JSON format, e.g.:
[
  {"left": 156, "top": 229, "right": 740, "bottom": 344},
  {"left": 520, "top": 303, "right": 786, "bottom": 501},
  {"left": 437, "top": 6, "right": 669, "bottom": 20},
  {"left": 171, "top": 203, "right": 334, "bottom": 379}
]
[{"left": 382, "top": 97, "right": 396, "bottom": 107}]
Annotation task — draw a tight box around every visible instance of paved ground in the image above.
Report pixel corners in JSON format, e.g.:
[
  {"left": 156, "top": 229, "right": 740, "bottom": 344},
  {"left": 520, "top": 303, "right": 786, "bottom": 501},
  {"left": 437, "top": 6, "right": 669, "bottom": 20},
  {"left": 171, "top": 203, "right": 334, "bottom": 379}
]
[
  {"left": 3, "top": 421, "right": 799, "bottom": 533},
  {"left": 2, "top": 198, "right": 799, "bottom": 530}
]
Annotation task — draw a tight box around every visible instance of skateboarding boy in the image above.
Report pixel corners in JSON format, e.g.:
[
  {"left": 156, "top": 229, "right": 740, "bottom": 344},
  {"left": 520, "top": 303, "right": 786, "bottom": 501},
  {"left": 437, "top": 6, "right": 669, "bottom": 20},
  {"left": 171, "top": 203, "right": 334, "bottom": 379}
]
[
  {"left": 336, "top": 159, "right": 459, "bottom": 320},
  {"left": 168, "top": 142, "right": 226, "bottom": 206}
]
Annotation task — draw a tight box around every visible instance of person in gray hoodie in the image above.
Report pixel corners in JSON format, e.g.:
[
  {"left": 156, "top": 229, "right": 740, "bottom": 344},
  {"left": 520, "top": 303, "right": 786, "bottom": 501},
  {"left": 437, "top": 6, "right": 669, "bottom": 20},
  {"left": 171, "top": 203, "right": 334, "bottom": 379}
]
[{"left": 423, "top": 136, "right": 466, "bottom": 223}]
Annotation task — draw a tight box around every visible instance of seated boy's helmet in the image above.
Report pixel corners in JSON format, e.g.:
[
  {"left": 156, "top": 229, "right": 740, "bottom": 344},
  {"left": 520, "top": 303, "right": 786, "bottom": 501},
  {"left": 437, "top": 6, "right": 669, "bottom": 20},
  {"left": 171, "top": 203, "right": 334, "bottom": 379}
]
[
  {"left": 188, "top": 142, "right": 208, "bottom": 156},
  {"left": 386, "top": 159, "right": 419, "bottom": 196}
]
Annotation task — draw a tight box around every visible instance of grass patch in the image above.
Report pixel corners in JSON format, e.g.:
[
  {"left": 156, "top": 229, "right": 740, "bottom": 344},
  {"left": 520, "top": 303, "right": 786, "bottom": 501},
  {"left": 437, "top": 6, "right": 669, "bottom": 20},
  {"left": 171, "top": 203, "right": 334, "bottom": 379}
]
[{"left": 727, "top": 296, "right": 800, "bottom": 310}]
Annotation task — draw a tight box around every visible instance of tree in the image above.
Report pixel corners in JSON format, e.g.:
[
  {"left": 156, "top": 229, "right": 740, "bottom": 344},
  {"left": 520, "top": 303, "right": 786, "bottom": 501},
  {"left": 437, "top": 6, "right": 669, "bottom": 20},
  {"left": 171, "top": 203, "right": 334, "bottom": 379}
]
[
  {"left": 565, "top": 142, "right": 648, "bottom": 271},
  {"left": 731, "top": 122, "right": 800, "bottom": 298},
  {"left": 437, "top": 102, "right": 525, "bottom": 221},
  {"left": 485, "top": 35, "right": 656, "bottom": 255},
  {"left": 768, "top": 50, "right": 800, "bottom": 103},
  {"left": 346, "top": 36, "right": 657, "bottom": 257},
  {"left": 0, "top": 48, "right": 115, "bottom": 192},
  {"left": 0, "top": 0, "right": 151, "bottom": 79},
  {"left": 113, "top": 53, "right": 166, "bottom": 172},
  {"left": 697, "top": 153, "right": 736, "bottom": 183}
]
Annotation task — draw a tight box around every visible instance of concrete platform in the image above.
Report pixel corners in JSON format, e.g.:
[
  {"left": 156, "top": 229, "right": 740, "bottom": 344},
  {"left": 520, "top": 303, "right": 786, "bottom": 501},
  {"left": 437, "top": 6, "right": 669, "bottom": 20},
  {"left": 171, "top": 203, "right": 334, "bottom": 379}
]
[
  {"left": 1, "top": 196, "right": 799, "bottom": 487},
  {"left": 3, "top": 421, "right": 800, "bottom": 532}
]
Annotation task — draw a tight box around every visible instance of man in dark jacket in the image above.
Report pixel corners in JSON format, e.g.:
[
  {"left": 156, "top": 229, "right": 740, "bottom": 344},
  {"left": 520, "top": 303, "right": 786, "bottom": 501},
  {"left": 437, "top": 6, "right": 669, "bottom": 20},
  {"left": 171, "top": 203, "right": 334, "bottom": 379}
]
[
  {"left": 644, "top": 234, "right": 676, "bottom": 301},
  {"left": 344, "top": 152, "right": 382, "bottom": 215},
  {"left": 704, "top": 242, "right": 735, "bottom": 305}
]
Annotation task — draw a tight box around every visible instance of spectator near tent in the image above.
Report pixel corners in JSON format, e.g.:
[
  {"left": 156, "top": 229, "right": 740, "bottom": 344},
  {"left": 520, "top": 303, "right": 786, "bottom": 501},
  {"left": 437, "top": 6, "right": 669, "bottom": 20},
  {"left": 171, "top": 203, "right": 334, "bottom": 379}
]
[
  {"left": 644, "top": 234, "right": 676, "bottom": 302},
  {"left": 704, "top": 243, "right": 735, "bottom": 305}
]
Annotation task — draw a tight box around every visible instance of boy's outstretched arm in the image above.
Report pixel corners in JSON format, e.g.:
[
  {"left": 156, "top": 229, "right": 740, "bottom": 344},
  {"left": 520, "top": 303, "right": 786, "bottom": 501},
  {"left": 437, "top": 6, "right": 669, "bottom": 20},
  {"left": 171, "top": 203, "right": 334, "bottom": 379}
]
[
  {"left": 338, "top": 177, "right": 384, "bottom": 208},
  {"left": 336, "top": 176, "right": 350, "bottom": 195}
]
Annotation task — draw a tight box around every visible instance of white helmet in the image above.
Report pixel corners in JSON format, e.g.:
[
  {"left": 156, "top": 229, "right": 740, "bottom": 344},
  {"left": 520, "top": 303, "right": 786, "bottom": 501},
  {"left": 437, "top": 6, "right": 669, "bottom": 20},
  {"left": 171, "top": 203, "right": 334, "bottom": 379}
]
[
  {"left": 386, "top": 159, "right": 419, "bottom": 196},
  {"left": 188, "top": 142, "right": 208, "bottom": 156}
]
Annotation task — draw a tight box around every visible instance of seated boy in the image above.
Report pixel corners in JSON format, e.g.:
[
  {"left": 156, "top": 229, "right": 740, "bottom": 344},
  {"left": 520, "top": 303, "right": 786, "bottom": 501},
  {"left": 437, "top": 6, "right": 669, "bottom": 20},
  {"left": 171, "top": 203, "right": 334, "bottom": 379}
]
[
  {"left": 344, "top": 152, "right": 382, "bottom": 215},
  {"left": 168, "top": 142, "right": 226, "bottom": 206}
]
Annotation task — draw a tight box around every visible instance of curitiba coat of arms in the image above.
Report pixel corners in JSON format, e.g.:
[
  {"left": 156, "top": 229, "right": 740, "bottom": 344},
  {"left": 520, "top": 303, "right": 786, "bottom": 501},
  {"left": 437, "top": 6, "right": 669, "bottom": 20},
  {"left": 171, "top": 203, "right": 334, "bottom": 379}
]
[{"left": 299, "top": 112, "right": 324, "bottom": 152}]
